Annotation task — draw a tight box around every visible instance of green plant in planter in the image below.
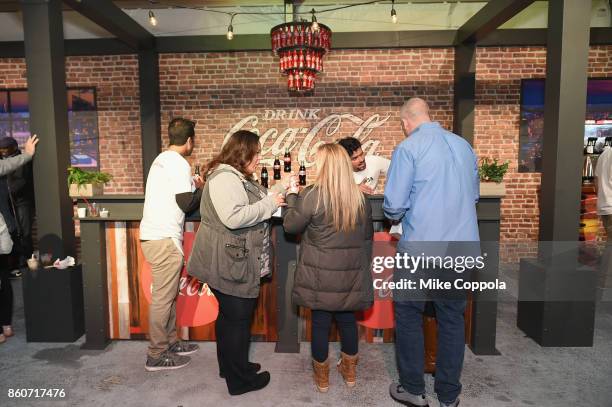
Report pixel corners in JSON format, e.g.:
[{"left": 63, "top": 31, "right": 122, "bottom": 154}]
[
  {"left": 67, "top": 167, "right": 113, "bottom": 187},
  {"left": 479, "top": 158, "right": 509, "bottom": 183}
]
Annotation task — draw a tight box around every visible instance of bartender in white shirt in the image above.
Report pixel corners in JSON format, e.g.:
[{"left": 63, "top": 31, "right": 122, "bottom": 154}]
[
  {"left": 337, "top": 137, "right": 390, "bottom": 194},
  {"left": 338, "top": 137, "right": 402, "bottom": 235}
]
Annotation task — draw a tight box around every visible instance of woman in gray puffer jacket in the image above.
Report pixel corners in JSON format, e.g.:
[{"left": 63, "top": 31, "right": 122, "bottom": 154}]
[{"left": 283, "top": 143, "right": 373, "bottom": 393}]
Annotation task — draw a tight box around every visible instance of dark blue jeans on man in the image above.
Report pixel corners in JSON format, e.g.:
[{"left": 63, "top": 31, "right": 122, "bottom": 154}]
[
  {"left": 394, "top": 298, "right": 466, "bottom": 404},
  {"left": 392, "top": 244, "right": 468, "bottom": 405}
]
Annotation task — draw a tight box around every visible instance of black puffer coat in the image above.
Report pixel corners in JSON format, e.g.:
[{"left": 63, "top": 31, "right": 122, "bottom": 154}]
[{"left": 283, "top": 186, "right": 373, "bottom": 311}]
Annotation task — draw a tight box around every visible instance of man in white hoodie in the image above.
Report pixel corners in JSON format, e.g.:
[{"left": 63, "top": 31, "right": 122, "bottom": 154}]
[{"left": 140, "top": 118, "right": 203, "bottom": 371}]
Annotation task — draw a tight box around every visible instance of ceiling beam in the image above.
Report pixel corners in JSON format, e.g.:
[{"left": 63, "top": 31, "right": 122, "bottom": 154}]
[
  {"left": 63, "top": 0, "right": 154, "bottom": 50},
  {"left": 456, "top": 0, "right": 536, "bottom": 44},
  {"left": 2, "top": 28, "right": 611, "bottom": 58}
]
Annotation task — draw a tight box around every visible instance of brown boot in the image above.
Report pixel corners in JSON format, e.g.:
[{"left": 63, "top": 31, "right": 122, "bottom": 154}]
[
  {"left": 337, "top": 352, "right": 358, "bottom": 387},
  {"left": 312, "top": 358, "right": 329, "bottom": 393}
]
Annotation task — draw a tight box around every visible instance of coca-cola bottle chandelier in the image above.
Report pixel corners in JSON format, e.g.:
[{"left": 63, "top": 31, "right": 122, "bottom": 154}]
[{"left": 270, "top": 11, "right": 331, "bottom": 94}]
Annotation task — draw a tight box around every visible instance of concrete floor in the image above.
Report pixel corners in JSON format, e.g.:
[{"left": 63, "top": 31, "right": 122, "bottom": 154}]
[{"left": 1, "top": 270, "right": 612, "bottom": 407}]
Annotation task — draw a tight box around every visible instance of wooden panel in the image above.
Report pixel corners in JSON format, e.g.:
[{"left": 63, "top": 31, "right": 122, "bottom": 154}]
[
  {"left": 106, "top": 224, "right": 120, "bottom": 339},
  {"left": 115, "top": 222, "right": 130, "bottom": 339},
  {"left": 105, "top": 221, "right": 475, "bottom": 349},
  {"left": 127, "top": 222, "right": 150, "bottom": 337},
  {"left": 106, "top": 221, "right": 279, "bottom": 341}
]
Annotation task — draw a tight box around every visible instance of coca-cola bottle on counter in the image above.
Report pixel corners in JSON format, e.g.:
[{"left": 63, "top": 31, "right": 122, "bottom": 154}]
[
  {"left": 273, "top": 156, "right": 281, "bottom": 180},
  {"left": 260, "top": 166, "right": 269, "bottom": 188},
  {"left": 299, "top": 161, "right": 306, "bottom": 186},
  {"left": 284, "top": 148, "right": 292, "bottom": 172}
]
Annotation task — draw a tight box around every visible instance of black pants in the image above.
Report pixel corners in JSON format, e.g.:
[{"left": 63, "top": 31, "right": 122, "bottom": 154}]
[
  {"left": 14, "top": 204, "right": 33, "bottom": 266},
  {"left": 0, "top": 255, "right": 13, "bottom": 326},
  {"left": 311, "top": 310, "right": 358, "bottom": 363},
  {"left": 211, "top": 287, "right": 258, "bottom": 394}
]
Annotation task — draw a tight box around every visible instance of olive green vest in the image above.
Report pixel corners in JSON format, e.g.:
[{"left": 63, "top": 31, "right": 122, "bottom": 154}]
[{"left": 187, "top": 168, "right": 271, "bottom": 298}]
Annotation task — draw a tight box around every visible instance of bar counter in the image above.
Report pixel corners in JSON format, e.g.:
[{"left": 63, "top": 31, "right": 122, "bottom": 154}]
[{"left": 77, "top": 191, "right": 504, "bottom": 358}]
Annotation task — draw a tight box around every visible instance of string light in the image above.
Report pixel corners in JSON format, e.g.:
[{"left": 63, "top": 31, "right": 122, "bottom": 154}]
[
  {"left": 311, "top": 9, "right": 319, "bottom": 32},
  {"left": 148, "top": 10, "right": 158, "bottom": 26},
  {"left": 226, "top": 14, "right": 235, "bottom": 40},
  {"left": 143, "top": 1, "right": 403, "bottom": 32}
]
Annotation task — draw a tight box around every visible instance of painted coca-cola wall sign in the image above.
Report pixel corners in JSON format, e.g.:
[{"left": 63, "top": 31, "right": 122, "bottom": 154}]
[{"left": 225, "top": 109, "right": 391, "bottom": 167}]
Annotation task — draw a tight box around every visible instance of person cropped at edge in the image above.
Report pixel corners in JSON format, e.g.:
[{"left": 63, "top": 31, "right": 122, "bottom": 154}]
[
  {"left": 140, "top": 118, "right": 203, "bottom": 372},
  {"left": 0, "top": 136, "right": 35, "bottom": 278},
  {"left": 283, "top": 142, "right": 374, "bottom": 393},
  {"left": 384, "top": 98, "right": 479, "bottom": 407},
  {"left": 187, "top": 130, "right": 288, "bottom": 396},
  {"left": 0, "top": 135, "right": 39, "bottom": 345}
]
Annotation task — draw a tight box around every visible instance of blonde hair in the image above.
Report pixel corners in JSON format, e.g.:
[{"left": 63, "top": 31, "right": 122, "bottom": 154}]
[{"left": 312, "top": 143, "right": 365, "bottom": 232}]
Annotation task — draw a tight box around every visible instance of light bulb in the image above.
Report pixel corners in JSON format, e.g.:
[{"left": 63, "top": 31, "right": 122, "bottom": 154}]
[
  {"left": 311, "top": 9, "right": 319, "bottom": 32},
  {"left": 148, "top": 10, "right": 157, "bottom": 27},
  {"left": 391, "top": 9, "right": 398, "bottom": 24},
  {"left": 227, "top": 25, "right": 234, "bottom": 40}
]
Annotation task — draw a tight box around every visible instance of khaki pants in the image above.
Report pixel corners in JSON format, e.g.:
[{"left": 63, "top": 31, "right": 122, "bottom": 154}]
[{"left": 141, "top": 239, "right": 183, "bottom": 358}]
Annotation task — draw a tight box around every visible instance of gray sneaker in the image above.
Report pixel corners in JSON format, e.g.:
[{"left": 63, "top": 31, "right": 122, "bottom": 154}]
[
  {"left": 168, "top": 341, "right": 199, "bottom": 356},
  {"left": 439, "top": 400, "right": 459, "bottom": 407},
  {"left": 389, "top": 383, "right": 429, "bottom": 406},
  {"left": 145, "top": 351, "right": 190, "bottom": 372}
]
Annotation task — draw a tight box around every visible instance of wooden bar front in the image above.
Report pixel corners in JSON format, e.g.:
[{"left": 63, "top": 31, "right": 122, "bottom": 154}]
[{"left": 79, "top": 193, "right": 502, "bottom": 362}]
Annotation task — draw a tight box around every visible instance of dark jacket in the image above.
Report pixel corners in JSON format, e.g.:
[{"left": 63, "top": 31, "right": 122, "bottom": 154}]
[
  {"left": 7, "top": 151, "right": 34, "bottom": 207},
  {"left": 0, "top": 151, "right": 33, "bottom": 234},
  {"left": 0, "top": 153, "right": 32, "bottom": 254},
  {"left": 283, "top": 186, "right": 374, "bottom": 311}
]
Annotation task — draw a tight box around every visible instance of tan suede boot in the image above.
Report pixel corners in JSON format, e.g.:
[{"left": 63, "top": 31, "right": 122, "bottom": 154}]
[
  {"left": 312, "top": 358, "right": 330, "bottom": 393},
  {"left": 337, "top": 352, "right": 358, "bottom": 387}
]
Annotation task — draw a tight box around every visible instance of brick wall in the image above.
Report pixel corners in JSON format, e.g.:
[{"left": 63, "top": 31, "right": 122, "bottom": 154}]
[
  {"left": 2, "top": 45, "right": 612, "bottom": 256},
  {"left": 475, "top": 45, "right": 612, "bottom": 260},
  {"left": 158, "top": 49, "right": 455, "bottom": 171},
  {"left": 0, "top": 55, "right": 142, "bottom": 194}
]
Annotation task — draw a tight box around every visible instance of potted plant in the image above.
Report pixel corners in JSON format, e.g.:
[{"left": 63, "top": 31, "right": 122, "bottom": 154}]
[
  {"left": 67, "top": 167, "right": 113, "bottom": 197},
  {"left": 479, "top": 158, "right": 509, "bottom": 196}
]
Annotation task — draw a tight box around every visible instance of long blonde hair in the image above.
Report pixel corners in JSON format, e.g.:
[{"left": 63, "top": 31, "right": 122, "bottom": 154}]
[{"left": 313, "top": 143, "right": 365, "bottom": 232}]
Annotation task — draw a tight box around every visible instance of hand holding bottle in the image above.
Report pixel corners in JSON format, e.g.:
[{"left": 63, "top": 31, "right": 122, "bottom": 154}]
[
  {"left": 273, "top": 192, "right": 287, "bottom": 207},
  {"left": 288, "top": 175, "right": 300, "bottom": 194},
  {"left": 359, "top": 177, "right": 375, "bottom": 195},
  {"left": 279, "top": 171, "right": 295, "bottom": 189},
  {"left": 193, "top": 175, "right": 204, "bottom": 189}
]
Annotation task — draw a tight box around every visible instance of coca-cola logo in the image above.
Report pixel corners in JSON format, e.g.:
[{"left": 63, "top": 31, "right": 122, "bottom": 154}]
[
  {"left": 141, "top": 225, "right": 219, "bottom": 327},
  {"left": 225, "top": 109, "right": 390, "bottom": 167}
]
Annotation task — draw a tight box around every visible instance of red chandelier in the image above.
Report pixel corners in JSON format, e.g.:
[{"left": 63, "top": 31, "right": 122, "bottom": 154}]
[{"left": 271, "top": 19, "right": 331, "bottom": 93}]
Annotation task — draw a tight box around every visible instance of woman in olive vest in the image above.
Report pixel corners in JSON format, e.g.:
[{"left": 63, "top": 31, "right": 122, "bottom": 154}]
[
  {"left": 283, "top": 143, "right": 374, "bottom": 393},
  {"left": 188, "top": 130, "right": 286, "bottom": 396}
]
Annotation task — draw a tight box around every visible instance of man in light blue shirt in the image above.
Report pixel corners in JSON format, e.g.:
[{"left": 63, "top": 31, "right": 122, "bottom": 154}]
[{"left": 385, "top": 98, "right": 479, "bottom": 407}]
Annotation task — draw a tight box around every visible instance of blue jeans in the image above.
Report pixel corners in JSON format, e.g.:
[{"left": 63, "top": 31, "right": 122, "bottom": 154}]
[{"left": 394, "top": 299, "right": 466, "bottom": 404}]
